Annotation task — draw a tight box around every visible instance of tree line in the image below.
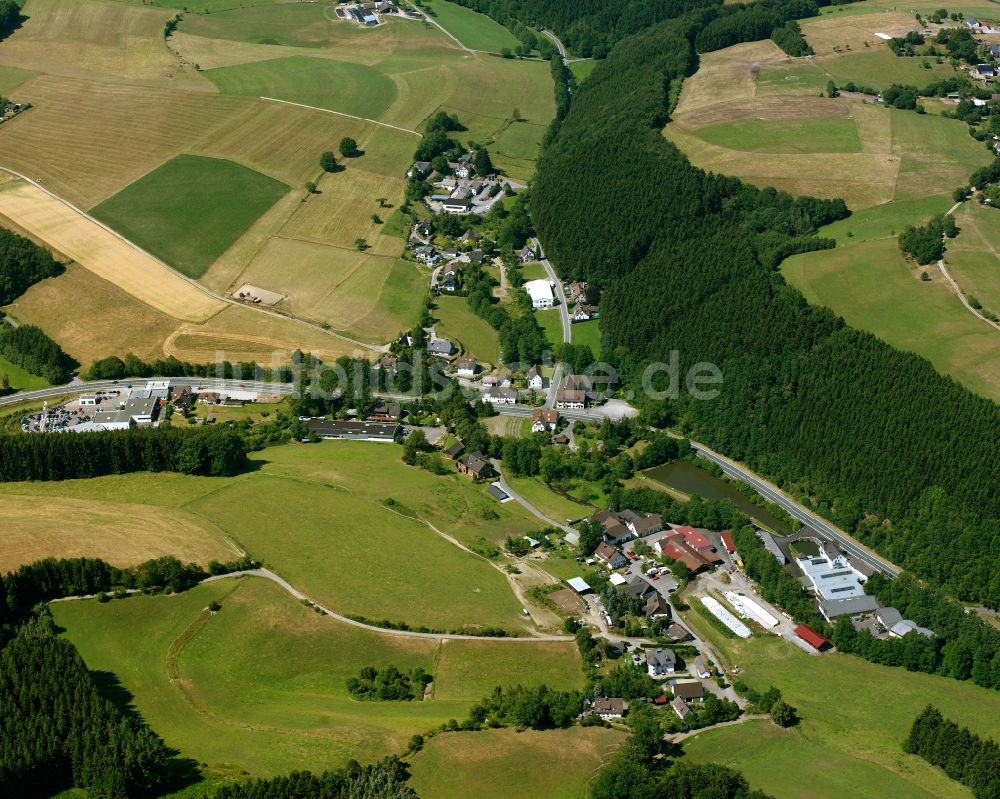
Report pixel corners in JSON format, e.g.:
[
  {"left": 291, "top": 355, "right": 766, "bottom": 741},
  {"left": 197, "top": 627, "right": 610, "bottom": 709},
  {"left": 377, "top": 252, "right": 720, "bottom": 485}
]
[
  {"left": 0, "top": 227, "right": 62, "bottom": 306},
  {"left": 85, "top": 351, "right": 294, "bottom": 383},
  {"left": 0, "top": 425, "right": 247, "bottom": 482},
  {"left": 0, "top": 616, "right": 173, "bottom": 798},
  {"left": 904, "top": 705, "right": 1000, "bottom": 799},
  {"left": 346, "top": 666, "right": 431, "bottom": 702},
  {"left": 528, "top": 0, "right": 1000, "bottom": 608},
  {"left": 211, "top": 758, "right": 418, "bottom": 799},
  {"left": 0, "top": 324, "right": 76, "bottom": 384}
]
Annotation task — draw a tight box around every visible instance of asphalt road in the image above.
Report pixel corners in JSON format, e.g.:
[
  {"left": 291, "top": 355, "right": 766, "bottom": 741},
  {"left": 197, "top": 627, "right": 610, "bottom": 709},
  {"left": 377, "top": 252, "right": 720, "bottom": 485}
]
[{"left": 692, "top": 443, "right": 899, "bottom": 577}]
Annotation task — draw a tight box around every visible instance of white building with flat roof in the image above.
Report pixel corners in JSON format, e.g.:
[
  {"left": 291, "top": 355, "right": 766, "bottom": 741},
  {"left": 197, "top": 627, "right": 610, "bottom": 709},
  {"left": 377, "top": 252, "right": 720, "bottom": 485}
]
[{"left": 524, "top": 279, "right": 554, "bottom": 309}]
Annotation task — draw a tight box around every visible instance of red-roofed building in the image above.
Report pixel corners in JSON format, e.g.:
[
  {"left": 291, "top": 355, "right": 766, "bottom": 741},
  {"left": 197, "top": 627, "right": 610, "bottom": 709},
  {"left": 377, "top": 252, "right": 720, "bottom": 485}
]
[
  {"left": 669, "top": 525, "right": 714, "bottom": 552},
  {"left": 721, "top": 532, "right": 735, "bottom": 554},
  {"left": 794, "top": 625, "right": 829, "bottom": 651},
  {"left": 655, "top": 537, "right": 719, "bottom": 573}
]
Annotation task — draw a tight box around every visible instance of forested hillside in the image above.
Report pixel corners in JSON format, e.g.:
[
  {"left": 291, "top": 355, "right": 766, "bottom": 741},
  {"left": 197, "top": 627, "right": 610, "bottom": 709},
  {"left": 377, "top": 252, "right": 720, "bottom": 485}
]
[
  {"left": 0, "top": 227, "right": 62, "bottom": 306},
  {"left": 450, "top": 0, "right": 1000, "bottom": 606}
]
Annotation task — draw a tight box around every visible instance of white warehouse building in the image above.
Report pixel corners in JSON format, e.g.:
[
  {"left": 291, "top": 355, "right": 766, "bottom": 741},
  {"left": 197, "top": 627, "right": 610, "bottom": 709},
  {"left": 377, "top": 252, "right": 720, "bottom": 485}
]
[{"left": 524, "top": 279, "right": 554, "bottom": 309}]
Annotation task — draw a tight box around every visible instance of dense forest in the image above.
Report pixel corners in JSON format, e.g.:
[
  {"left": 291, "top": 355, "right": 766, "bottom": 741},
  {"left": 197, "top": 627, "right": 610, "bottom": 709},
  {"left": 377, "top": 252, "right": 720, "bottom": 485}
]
[
  {"left": 0, "top": 227, "right": 61, "bottom": 306},
  {"left": 0, "top": 425, "right": 247, "bottom": 481},
  {"left": 515, "top": 2, "right": 1000, "bottom": 607},
  {"left": 0, "top": 616, "right": 172, "bottom": 798},
  {"left": 0, "top": 324, "right": 75, "bottom": 383},
  {"left": 85, "top": 352, "right": 294, "bottom": 383},
  {"left": 211, "top": 758, "right": 418, "bottom": 799},
  {"left": 904, "top": 706, "right": 1000, "bottom": 798}
]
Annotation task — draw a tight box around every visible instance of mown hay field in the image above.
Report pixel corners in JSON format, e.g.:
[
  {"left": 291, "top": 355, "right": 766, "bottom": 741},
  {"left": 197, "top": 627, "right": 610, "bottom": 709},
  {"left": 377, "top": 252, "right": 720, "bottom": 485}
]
[
  {"left": 409, "top": 727, "right": 625, "bottom": 799},
  {"left": 0, "top": 493, "right": 240, "bottom": 573},
  {"left": 91, "top": 155, "right": 290, "bottom": 279},
  {"left": 0, "top": 179, "right": 225, "bottom": 321},
  {"left": 52, "top": 577, "right": 583, "bottom": 777},
  {"left": 234, "top": 236, "right": 425, "bottom": 343},
  {"left": 946, "top": 203, "right": 1000, "bottom": 318}
]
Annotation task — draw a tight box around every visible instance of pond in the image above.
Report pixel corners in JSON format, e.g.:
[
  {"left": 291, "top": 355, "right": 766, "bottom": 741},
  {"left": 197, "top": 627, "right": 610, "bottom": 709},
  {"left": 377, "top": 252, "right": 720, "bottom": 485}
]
[{"left": 643, "top": 460, "right": 792, "bottom": 535}]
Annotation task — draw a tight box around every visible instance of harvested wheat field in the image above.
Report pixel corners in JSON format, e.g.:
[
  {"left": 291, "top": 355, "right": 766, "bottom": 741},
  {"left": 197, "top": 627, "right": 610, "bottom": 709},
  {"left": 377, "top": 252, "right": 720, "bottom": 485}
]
[
  {"left": 1, "top": 264, "right": 182, "bottom": 366},
  {"left": 0, "top": 493, "right": 241, "bottom": 573},
  {"left": 0, "top": 179, "right": 224, "bottom": 321}
]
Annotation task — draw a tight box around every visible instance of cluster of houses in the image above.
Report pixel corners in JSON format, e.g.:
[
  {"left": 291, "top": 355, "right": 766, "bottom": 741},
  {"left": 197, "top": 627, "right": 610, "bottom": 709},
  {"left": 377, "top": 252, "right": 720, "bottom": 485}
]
[
  {"left": 337, "top": 1, "right": 397, "bottom": 26},
  {"left": 512, "top": 251, "right": 601, "bottom": 322},
  {"left": 408, "top": 155, "right": 506, "bottom": 215},
  {"left": 0, "top": 100, "right": 28, "bottom": 125},
  {"left": 585, "top": 650, "right": 714, "bottom": 723},
  {"left": 588, "top": 508, "right": 725, "bottom": 577}
]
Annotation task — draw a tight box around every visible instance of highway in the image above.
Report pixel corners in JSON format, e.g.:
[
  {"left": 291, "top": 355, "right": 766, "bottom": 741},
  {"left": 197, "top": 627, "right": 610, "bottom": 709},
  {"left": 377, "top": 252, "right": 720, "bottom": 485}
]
[{"left": 691, "top": 442, "right": 900, "bottom": 577}]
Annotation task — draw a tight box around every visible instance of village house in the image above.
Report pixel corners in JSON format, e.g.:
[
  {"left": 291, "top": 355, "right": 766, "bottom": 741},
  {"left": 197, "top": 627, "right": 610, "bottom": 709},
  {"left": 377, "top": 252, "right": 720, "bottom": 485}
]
[
  {"left": 555, "top": 388, "right": 586, "bottom": 410},
  {"left": 594, "top": 540, "right": 628, "bottom": 569},
  {"left": 620, "top": 509, "right": 664, "bottom": 537},
  {"left": 531, "top": 407, "right": 559, "bottom": 433},
  {"left": 567, "top": 281, "right": 588, "bottom": 303},
  {"left": 482, "top": 371, "right": 512, "bottom": 389},
  {"left": 645, "top": 648, "right": 677, "bottom": 678},
  {"left": 672, "top": 696, "right": 694, "bottom": 722},
  {"left": 427, "top": 338, "right": 455, "bottom": 357},
  {"left": 379, "top": 354, "right": 398, "bottom": 375},
  {"left": 516, "top": 246, "right": 535, "bottom": 263},
  {"left": 571, "top": 303, "right": 599, "bottom": 322},
  {"left": 972, "top": 63, "right": 997, "bottom": 79},
  {"left": 689, "top": 656, "right": 710, "bottom": 679},
  {"left": 414, "top": 245, "right": 440, "bottom": 265},
  {"left": 589, "top": 509, "right": 632, "bottom": 545},
  {"left": 170, "top": 385, "right": 194, "bottom": 412},
  {"left": 482, "top": 386, "right": 518, "bottom": 405},
  {"left": 407, "top": 161, "right": 431, "bottom": 178},
  {"left": 455, "top": 355, "right": 477, "bottom": 378},
  {"left": 456, "top": 451, "right": 494, "bottom": 481},
  {"left": 670, "top": 681, "right": 705, "bottom": 703},
  {"left": 439, "top": 262, "right": 461, "bottom": 292},
  {"left": 458, "top": 228, "right": 482, "bottom": 244},
  {"left": 524, "top": 279, "right": 554, "bottom": 309},
  {"left": 592, "top": 698, "right": 626, "bottom": 720},
  {"left": 367, "top": 402, "right": 401, "bottom": 423},
  {"left": 526, "top": 365, "right": 545, "bottom": 390},
  {"left": 443, "top": 439, "right": 465, "bottom": 460},
  {"left": 448, "top": 161, "right": 473, "bottom": 179},
  {"left": 644, "top": 593, "right": 672, "bottom": 618},
  {"left": 441, "top": 196, "right": 473, "bottom": 214}
]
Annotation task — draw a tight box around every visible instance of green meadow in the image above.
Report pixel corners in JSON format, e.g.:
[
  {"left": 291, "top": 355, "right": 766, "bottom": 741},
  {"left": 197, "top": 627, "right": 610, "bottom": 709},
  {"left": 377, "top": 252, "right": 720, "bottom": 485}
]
[
  {"left": 0, "top": 352, "right": 48, "bottom": 391},
  {"left": 433, "top": 295, "right": 500, "bottom": 364},
  {"left": 572, "top": 318, "right": 602, "bottom": 356},
  {"left": 409, "top": 727, "right": 625, "bottom": 799},
  {"left": 694, "top": 117, "right": 861, "bottom": 154},
  {"left": 568, "top": 59, "right": 598, "bottom": 84},
  {"left": 203, "top": 56, "right": 398, "bottom": 120},
  {"left": 679, "top": 614, "right": 1000, "bottom": 799},
  {"left": 783, "top": 237, "right": 1000, "bottom": 401},
  {"left": 91, "top": 155, "right": 289, "bottom": 278},
  {"left": 820, "top": 49, "right": 957, "bottom": 89},
  {"left": 52, "top": 577, "right": 583, "bottom": 778},
  {"left": 420, "top": 0, "right": 523, "bottom": 51}
]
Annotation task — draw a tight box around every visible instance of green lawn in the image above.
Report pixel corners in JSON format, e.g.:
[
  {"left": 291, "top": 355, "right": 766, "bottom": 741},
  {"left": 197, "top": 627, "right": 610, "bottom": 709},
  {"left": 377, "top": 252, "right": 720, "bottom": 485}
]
[
  {"left": 695, "top": 117, "right": 861, "bottom": 154},
  {"left": 434, "top": 295, "right": 500, "bottom": 365},
  {"left": 52, "top": 577, "right": 582, "bottom": 779},
  {"left": 91, "top": 155, "right": 289, "bottom": 278},
  {"left": 203, "top": 56, "right": 398, "bottom": 120},
  {"left": 572, "top": 318, "right": 602, "bottom": 356},
  {"left": 0, "top": 352, "right": 48, "bottom": 391},
  {"left": 536, "top": 308, "right": 563, "bottom": 347},
  {"left": 756, "top": 60, "right": 830, "bottom": 97},
  {"left": 506, "top": 475, "right": 593, "bottom": 525},
  {"left": 783, "top": 236, "right": 1000, "bottom": 401},
  {"left": 819, "top": 194, "right": 954, "bottom": 245},
  {"left": 421, "top": 0, "right": 523, "bottom": 51},
  {"left": 518, "top": 262, "right": 548, "bottom": 281},
  {"left": 409, "top": 727, "right": 625, "bottom": 799},
  {"left": 820, "top": 49, "right": 957, "bottom": 90},
  {"left": 679, "top": 619, "right": 1000, "bottom": 799},
  {"left": 0, "top": 64, "right": 38, "bottom": 93},
  {"left": 568, "top": 59, "right": 598, "bottom": 84}
]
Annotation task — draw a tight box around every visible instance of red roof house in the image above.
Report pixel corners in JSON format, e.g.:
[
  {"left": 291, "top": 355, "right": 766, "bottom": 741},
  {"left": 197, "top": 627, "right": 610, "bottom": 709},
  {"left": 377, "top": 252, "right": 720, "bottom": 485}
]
[
  {"left": 721, "top": 531, "right": 735, "bottom": 554},
  {"left": 669, "top": 525, "right": 714, "bottom": 552},
  {"left": 794, "top": 625, "right": 829, "bottom": 651}
]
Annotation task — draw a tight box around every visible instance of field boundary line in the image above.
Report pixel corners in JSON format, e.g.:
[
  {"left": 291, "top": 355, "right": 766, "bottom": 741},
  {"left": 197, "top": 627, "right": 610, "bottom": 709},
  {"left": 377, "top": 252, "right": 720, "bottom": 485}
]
[
  {"left": 938, "top": 201, "right": 1000, "bottom": 333},
  {"left": 0, "top": 166, "right": 387, "bottom": 353},
  {"left": 258, "top": 97, "right": 422, "bottom": 136}
]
